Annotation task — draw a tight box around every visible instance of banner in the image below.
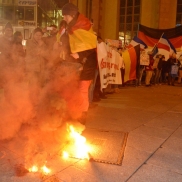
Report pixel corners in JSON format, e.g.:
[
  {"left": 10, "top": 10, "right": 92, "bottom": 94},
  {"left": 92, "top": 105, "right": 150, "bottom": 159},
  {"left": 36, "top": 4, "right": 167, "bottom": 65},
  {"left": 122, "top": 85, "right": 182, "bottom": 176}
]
[
  {"left": 138, "top": 24, "right": 182, "bottom": 51},
  {"left": 105, "top": 39, "right": 122, "bottom": 48},
  {"left": 122, "top": 45, "right": 140, "bottom": 82},
  {"left": 97, "top": 43, "right": 122, "bottom": 90}
]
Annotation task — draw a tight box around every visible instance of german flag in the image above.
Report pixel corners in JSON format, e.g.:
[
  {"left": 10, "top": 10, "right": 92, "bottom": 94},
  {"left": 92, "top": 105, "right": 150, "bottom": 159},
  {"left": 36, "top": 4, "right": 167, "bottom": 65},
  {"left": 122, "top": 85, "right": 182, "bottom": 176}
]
[
  {"left": 138, "top": 24, "right": 182, "bottom": 51},
  {"left": 122, "top": 45, "right": 140, "bottom": 82},
  {"left": 68, "top": 14, "right": 97, "bottom": 53}
]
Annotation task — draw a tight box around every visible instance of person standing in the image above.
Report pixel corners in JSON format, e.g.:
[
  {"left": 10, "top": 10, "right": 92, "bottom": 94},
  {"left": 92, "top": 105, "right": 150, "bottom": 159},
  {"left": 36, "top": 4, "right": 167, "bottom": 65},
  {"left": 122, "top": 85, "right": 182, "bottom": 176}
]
[
  {"left": 167, "top": 53, "right": 180, "bottom": 86},
  {"left": 177, "top": 55, "right": 182, "bottom": 84},
  {"left": 61, "top": 2, "right": 97, "bottom": 124},
  {"left": 0, "top": 22, "right": 14, "bottom": 60},
  {"left": 0, "top": 22, "right": 14, "bottom": 88},
  {"left": 145, "top": 52, "right": 154, "bottom": 86},
  {"left": 25, "top": 27, "right": 48, "bottom": 105},
  {"left": 138, "top": 50, "right": 149, "bottom": 85}
]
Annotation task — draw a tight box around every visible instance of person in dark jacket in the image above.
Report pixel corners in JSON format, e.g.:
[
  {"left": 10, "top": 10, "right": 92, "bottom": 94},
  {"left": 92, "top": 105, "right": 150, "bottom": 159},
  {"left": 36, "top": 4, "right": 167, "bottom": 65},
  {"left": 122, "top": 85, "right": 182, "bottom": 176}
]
[
  {"left": 154, "top": 54, "right": 164, "bottom": 85},
  {"left": 167, "top": 53, "right": 180, "bottom": 86},
  {"left": 145, "top": 52, "right": 154, "bottom": 86},
  {"left": 61, "top": 3, "right": 97, "bottom": 124}
]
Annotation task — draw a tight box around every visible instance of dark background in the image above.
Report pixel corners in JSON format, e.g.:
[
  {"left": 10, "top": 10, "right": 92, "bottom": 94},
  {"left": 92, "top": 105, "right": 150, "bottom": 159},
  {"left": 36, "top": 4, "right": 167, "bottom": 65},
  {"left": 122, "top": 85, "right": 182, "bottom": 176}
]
[{"left": 54, "top": 0, "right": 69, "bottom": 8}]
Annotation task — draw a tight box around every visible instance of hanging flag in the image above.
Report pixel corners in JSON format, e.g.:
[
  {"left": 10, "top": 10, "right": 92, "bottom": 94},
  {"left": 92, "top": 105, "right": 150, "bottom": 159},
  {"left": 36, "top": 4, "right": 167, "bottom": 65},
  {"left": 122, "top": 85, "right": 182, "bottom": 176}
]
[
  {"left": 157, "top": 34, "right": 176, "bottom": 60},
  {"left": 128, "top": 36, "right": 148, "bottom": 50},
  {"left": 122, "top": 44, "right": 140, "bottom": 82},
  {"left": 138, "top": 24, "right": 182, "bottom": 51}
]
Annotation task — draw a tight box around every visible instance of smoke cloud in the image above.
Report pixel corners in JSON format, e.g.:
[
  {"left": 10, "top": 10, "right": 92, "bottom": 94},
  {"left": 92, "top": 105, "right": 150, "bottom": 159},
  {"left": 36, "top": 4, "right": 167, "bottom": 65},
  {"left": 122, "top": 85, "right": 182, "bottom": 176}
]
[{"left": 0, "top": 39, "right": 84, "bottom": 170}]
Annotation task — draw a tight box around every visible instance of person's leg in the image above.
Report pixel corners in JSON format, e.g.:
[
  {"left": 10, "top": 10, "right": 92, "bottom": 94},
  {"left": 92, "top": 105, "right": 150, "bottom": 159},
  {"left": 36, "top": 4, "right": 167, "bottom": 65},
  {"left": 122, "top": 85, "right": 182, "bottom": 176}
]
[
  {"left": 88, "top": 69, "right": 99, "bottom": 103},
  {"left": 178, "top": 70, "right": 182, "bottom": 83},
  {"left": 145, "top": 71, "right": 150, "bottom": 85},
  {"left": 78, "top": 80, "right": 91, "bottom": 124},
  {"left": 138, "top": 67, "right": 144, "bottom": 85},
  {"left": 168, "top": 72, "right": 171, "bottom": 85},
  {"left": 155, "top": 69, "right": 160, "bottom": 84}
]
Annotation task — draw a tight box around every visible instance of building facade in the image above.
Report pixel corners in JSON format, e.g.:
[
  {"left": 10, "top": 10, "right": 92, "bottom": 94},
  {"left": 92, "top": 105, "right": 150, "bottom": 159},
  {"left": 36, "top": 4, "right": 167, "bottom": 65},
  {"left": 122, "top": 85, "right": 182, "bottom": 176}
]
[
  {"left": 0, "top": 0, "right": 62, "bottom": 39},
  {"left": 71, "top": 0, "right": 179, "bottom": 47}
]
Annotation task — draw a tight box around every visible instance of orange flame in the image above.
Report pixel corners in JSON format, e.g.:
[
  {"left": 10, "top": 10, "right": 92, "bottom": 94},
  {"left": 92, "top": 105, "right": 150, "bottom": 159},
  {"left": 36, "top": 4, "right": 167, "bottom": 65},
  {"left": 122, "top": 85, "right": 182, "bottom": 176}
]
[
  {"left": 63, "top": 125, "right": 90, "bottom": 160},
  {"left": 29, "top": 165, "right": 51, "bottom": 175}
]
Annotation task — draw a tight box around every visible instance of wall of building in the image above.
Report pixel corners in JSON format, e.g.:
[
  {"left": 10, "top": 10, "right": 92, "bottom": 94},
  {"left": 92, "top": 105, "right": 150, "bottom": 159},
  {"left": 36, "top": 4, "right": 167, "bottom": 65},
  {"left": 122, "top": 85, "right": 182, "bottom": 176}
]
[
  {"left": 158, "top": 0, "right": 177, "bottom": 28},
  {"left": 140, "top": 0, "right": 177, "bottom": 29},
  {"left": 69, "top": 0, "right": 178, "bottom": 40},
  {"left": 98, "top": 0, "right": 120, "bottom": 40},
  {"left": 140, "top": 0, "right": 160, "bottom": 28}
]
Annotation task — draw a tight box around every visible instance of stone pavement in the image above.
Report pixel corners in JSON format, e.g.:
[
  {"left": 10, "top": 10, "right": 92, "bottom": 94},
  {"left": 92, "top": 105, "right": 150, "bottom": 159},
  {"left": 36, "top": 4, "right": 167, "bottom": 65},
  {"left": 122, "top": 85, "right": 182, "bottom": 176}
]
[{"left": 0, "top": 84, "right": 182, "bottom": 182}]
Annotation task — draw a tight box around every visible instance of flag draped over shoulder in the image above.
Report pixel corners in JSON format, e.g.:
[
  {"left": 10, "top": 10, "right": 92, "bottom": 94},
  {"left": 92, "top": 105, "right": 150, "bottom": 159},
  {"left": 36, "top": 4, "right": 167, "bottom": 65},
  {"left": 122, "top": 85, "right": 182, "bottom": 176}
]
[
  {"left": 68, "top": 13, "right": 97, "bottom": 53},
  {"left": 128, "top": 36, "right": 148, "bottom": 50},
  {"left": 122, "top": 44, "right": 140, "bottom": 82},
  {"left": 157, "top": 34, "right": 176, "bottom": 60},
  {"left": 138, "top": 24, "right": 182, "bottom": 50}
]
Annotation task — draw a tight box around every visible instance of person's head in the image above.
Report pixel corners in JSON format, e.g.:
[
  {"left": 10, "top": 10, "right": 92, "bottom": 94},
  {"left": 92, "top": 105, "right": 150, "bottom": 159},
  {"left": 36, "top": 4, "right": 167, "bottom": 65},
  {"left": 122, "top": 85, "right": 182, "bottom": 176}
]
[
  {"left": 162, "top": 55, "right": 165, "bottom": 60},
  {"left": 172, "top": 53, "right": 176, "bottom": 59},
  {"left": 32, "top": 27, "right": 43, "bottom": 41},
  {"left": 3, "top": 22, "right": 13, "bottom": 38},
  {"left": 62, "top": 3, "right": 78, "bottom": 24},
  {"left": 59, "top": 20, "right": 67, "bottom": 29},
  {"left": 49, "top": 24, "right": 58, "bottom": 35},
  {"left": 13, "top": 31, "right": 23, "bottom": 43},
  {"left": 158, "top": 54, "right": 162, "bottom": 58}
]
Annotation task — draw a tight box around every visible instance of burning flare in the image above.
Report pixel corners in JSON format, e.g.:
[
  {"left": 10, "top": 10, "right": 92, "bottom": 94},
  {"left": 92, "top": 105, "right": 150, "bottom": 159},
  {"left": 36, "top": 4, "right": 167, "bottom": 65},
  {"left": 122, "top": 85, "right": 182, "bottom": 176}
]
[
  {"left": 63, "top": 124, "right": 90, "bottom": 160},
  {"left": 29, "top": 165, "right": 51, "bottom": 175}
]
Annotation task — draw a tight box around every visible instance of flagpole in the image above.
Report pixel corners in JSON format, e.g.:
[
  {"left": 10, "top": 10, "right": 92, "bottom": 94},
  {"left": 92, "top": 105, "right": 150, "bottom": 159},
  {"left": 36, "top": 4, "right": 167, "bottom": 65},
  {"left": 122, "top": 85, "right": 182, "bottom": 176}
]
[
  {"left": 157, "top": 32, "right": 164, "bottom": 44},
  {"left": 151, "top": 32, "right": 164, "bottom": 52}
]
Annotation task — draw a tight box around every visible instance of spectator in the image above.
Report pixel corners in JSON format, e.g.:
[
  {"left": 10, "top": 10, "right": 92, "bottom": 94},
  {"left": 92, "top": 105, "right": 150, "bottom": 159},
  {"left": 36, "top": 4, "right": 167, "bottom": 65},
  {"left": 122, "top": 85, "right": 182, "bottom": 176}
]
[
  {"left": 0, "top": 22, "right": 14, "bottom": 60},
  {"left": 138, "top": 50, "right": 149, "bottom": 85},
  {"left": 177, "top": 54, "right": 182, "bottom": 84},
  {"left": 11, "top": 31, "right": 26, "bottom": 82},
  {"left": 167, "top": 53, "right": 180, "bottom": 86},
  {"left": 25, "top": 27, "right": 48, "bottom": 105},
  {"left": 0, "top": 22, "right": 14, "bottom": 88},
  {"left": 12, "top": 31, "right": 25, "bottom": 61},
  {"left": 154, "top": 54, "right": 163, "bottom": 85},
  {"left": 145, "top": 52, "right": 154, "bottom": 86}
]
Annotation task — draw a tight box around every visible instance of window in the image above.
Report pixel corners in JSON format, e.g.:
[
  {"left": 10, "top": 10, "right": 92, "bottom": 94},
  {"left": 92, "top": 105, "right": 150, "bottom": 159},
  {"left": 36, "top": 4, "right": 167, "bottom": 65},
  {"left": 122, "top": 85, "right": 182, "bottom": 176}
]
[
  {"left": 3, "top": 6, "right": 14, "bottom": 20},
  {"left": 176, "top": 0, "right": 182, "bottom": 24},
  {"left": 119, "top": 0, "right": 141, "bottom": 44},
  {"left": 25, "top": 7, "right": 34, "bottom": 21},
  {"left": 0, "top": 7, "right": 3, "bottom": 18},
  {"left": 15, "top": 7, "right": 24, "bottom": 20}
]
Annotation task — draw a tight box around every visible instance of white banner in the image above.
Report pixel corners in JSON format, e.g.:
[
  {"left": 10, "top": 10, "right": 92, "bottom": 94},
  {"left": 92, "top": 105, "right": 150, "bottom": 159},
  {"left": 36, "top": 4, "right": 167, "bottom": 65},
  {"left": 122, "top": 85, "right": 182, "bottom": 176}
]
[
  {"left": 18, "top": 0, "right": 37, "bottom": 6},
  {"left": 97, "top": 43, "right": 122, "bottom": 90}
]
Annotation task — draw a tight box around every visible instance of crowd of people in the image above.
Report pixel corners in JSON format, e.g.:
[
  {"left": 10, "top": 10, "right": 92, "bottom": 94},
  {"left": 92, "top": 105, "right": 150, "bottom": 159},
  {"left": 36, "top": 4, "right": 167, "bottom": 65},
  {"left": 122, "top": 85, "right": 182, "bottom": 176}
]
[
  {"left": 0, "top": 2, "right": 182, "bottom": 127},
  {"left": 138, "top": 50, "right": 182, "bottom": 87},
  {"left": 0, "top": 3, "right": 100, "bottom": 126}
]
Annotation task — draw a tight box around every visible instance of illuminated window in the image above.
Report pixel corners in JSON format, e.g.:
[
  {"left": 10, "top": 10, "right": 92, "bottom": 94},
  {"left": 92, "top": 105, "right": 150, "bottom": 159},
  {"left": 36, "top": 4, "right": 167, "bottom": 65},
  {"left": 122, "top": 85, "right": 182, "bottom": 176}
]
[
  {"left": 3, "top": 6, "right": 13, "bottom": 20},
  {"left": 15, "top": 7, "right": 24, "bottom": 20},
  {"left": 176, "top": 0, "right": 182, "bottom": 25},
  {"left": 119, "top": 0, "right": 141, "bottom": 44},
  {"left": 25, "top": 7, "right": 34, "bottom": 21}
]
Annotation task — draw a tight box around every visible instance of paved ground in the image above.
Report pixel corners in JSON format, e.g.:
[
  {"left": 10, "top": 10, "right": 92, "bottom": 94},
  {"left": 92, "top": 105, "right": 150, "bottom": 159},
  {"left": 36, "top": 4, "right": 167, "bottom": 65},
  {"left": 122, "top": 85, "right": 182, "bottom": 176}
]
[{"left": 0, "top": 84, "right": 182, "bottom": 182}]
